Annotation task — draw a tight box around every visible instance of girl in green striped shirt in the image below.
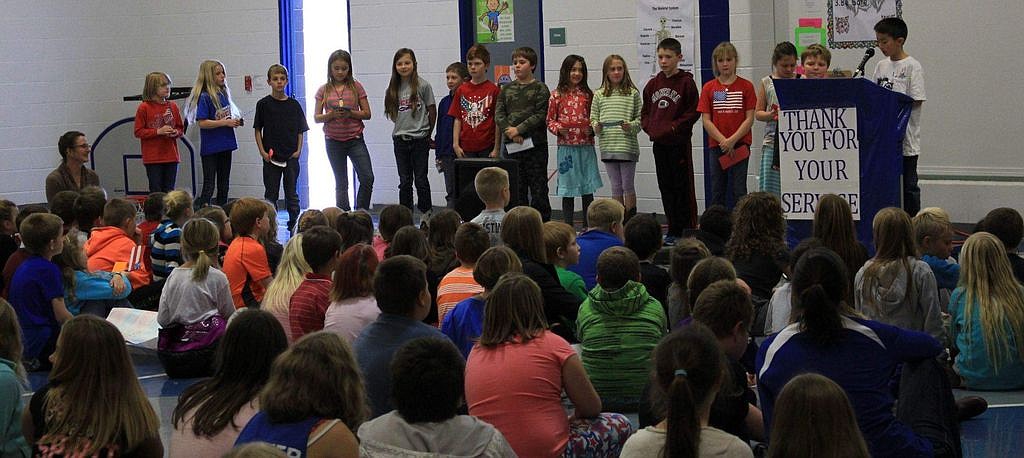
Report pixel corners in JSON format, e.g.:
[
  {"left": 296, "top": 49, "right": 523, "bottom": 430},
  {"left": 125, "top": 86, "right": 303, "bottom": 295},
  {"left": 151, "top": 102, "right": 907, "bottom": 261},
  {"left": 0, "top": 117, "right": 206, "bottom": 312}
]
[{"left": 591, "top": 55, "right": 643, "bottom": 218}]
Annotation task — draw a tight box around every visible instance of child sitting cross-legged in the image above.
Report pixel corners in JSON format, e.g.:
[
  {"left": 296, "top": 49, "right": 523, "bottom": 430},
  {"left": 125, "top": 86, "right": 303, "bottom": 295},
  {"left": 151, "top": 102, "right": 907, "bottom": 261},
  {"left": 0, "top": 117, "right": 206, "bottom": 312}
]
[
  {"left": 436, "top": 222, "right": 489, "bottom": 326},
  {"left": 357, "top": 337, "right": 515, "bottom": 456},
  {"left": 577, "top": 246, "right": 667, "bottom": 412}
]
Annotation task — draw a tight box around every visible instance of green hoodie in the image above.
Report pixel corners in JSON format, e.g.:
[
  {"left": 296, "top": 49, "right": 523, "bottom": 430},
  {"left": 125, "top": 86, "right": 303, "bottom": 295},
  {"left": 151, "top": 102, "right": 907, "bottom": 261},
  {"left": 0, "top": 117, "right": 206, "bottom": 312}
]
[{"left": 577, "top": 280, "right": 667, "bottom": 404}]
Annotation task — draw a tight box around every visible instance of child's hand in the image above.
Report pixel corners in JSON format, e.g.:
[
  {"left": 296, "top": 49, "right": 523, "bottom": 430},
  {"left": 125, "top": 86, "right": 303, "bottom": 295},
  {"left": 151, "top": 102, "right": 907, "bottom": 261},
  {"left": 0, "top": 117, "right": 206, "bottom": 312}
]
[
  {"left": 593, "top": 124, "right": 602, "bottom": 135},
  {"left": 513, "top": 135, "right": 525, "bottom": 144},
  {"left": 770, "top": 103, "right": 780, "bottom": 120},
  {"left": 157, "top": 125, "right": 175, "bottom": 136},
  {"left": 454, "top": 145, "right": 465, "bottom": 158},
  {"left": 290, "top": 150, "right": 300, "bottom": 159},
  {"left": 504, "top": 126, "right": 520, "bottom": 138},
  {"left": 110, "top": 274, "right": 126, "bottom": 296},
  {"left": 429, "top": 138, "right": 436, "bottom": 150},
  {"left": 558, "top": 127, "right": 570, "bottom": 137},
  {"left": 620, "top": 121, "right": 631, "bottom": 132},
  {"left": 259, "top": 151, "right": 271, "bottom": 162},
  {"left": 720, "top": 138, "right": 735, "bottom": 155},
  {"left": 435, "top": 158, "right": 444, "bottom": 172},
  {"left": 488, "top": 148, "right": 498, "bottom": 158}
]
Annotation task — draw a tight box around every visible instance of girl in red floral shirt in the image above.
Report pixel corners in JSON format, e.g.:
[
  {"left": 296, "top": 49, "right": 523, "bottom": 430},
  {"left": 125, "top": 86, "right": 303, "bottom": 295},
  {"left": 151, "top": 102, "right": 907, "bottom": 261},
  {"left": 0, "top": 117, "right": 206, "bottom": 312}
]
[{"left": 547, "top": 55, "right": 603, "bottom": 227}]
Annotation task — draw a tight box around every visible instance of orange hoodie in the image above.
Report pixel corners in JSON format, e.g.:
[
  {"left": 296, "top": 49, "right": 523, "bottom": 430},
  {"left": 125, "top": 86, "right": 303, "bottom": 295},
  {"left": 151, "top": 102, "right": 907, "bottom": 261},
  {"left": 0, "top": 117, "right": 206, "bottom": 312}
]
[{"left": 85, "top": 226, "right": 151, "bottom": 290}]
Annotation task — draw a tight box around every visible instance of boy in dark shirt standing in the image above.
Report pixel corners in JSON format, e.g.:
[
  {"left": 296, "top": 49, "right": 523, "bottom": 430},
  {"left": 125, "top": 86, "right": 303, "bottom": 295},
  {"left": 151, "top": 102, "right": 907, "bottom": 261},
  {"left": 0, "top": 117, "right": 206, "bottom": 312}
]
[
  {"left": 641, "top": 38, "right": 700, "bottom": 244},
  {"left": 254, "top": 64, "right": 309, "bottom": 235}
]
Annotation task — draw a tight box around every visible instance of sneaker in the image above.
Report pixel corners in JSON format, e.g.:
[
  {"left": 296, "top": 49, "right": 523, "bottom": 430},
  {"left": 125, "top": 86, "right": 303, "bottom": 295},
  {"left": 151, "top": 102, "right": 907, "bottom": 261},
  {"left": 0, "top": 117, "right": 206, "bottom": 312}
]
[
  {"left": 955, "top": 396, "right": 988, "bottom": 422},
  {"left": 418, "top": 209, "right": 433, "bottom": 229},
  {"left": 663, "top": 235, "right": 677, "bottom": 246}
]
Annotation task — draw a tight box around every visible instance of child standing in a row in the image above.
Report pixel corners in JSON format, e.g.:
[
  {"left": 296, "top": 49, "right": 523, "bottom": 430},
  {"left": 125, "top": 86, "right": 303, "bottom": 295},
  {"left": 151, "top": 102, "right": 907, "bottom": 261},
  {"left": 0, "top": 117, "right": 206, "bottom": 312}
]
[
  {"left": 496, "top": 47, "right": 551, "bottom": 221},
  {"left": 134, "top": 72, "right": 183, "bottom": 193},
  {"left": 699, "top": 42, "right": 756, "bottom": 209},
  {"left": 385, "top": 48, "right": 437, "bottom": 218},
  {"left": 591, "top": 55, "right": 641, "bottom": 221},
  {"left": 547, "top": 55, "right": 602, "bottom": 227},
  {"left": 185, "top": 60, "right": 241, "bottom": 208}
]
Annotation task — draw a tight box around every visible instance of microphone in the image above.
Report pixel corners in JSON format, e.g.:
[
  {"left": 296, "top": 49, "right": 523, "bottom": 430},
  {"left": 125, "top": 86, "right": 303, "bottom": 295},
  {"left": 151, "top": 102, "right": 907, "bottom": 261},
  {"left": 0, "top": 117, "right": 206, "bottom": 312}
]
[{"left": 854, "top": 48, "right": 876, "bottom": 77}]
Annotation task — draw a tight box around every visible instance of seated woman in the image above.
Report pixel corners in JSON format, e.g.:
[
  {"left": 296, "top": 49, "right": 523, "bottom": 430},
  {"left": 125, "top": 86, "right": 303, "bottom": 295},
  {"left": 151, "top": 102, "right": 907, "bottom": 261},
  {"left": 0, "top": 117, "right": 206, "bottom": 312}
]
[
  {"left": 45, "top": 131, "right": 101, "bottom": 205},
  {"left": 756, "top": 247, "right": 960, "bottom": 458},
  {"left": 358, "top": 337, "right": 515, "bottom": 456},
  {"left": 465, "top": 273, "right": 633, "bottom": 457}
]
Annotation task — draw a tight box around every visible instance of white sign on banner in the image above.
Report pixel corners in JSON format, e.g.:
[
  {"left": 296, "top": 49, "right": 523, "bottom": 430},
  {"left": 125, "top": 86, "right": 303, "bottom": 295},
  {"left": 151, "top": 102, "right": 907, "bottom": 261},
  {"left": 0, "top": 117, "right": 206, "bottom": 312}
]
[
  {"left": 637, "top": 0, "right": 695, "bottom": 77},
  {"left": 779, "top": 107, "right": 861, "bottom": 220},
  {"left": 828, "top": 0, "right": 901, "bottom": 49}
]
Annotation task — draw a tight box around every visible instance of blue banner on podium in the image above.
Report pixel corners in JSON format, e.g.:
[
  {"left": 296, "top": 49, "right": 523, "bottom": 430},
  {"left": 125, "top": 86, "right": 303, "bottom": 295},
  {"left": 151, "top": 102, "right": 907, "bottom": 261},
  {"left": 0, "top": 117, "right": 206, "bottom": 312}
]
[{"left": 774, "top": 77, "right": 914, "bottom": 252}]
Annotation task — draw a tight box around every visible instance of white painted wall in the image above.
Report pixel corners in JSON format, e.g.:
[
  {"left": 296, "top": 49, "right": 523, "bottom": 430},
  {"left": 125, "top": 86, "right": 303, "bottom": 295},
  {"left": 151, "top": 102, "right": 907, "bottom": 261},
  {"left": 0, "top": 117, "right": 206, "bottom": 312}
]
[
  {"left": 4, "top": 0, "right": 1020, "bottom": 223},
  {"left": 0, "top": 0, "right": 279, "bottom": 204}
]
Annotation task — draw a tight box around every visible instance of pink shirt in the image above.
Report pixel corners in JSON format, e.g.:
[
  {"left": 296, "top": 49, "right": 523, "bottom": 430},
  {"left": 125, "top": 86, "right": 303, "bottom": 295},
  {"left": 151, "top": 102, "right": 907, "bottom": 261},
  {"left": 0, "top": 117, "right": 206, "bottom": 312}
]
[
  {"left": 316, "top": 81, "right": 368, "bottom": 141},
  {"left": 465, "top": 331, "right": 577, "bottom": 458},
  {"left": 323, "top": 295, "right": 380, "bottom": 344}
]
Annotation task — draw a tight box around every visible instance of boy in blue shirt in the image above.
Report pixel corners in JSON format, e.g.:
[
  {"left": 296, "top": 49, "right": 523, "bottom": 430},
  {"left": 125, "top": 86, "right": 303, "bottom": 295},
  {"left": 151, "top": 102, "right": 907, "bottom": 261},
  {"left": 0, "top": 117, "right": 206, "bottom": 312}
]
[
  {"left": 434, "top": 62, "right": 470, "bottom": 208},
  {"left": 9, "top": 213, "right": 70, "bottom": 370},
  {"left": 254, "top": 64, "right": 309, "bottom": 234},
  {"left": 569, "top": 198, "right": 624, "bottom": 290},
  {"left": 913, "top": 208, "right": 958, "bottom": 296}
]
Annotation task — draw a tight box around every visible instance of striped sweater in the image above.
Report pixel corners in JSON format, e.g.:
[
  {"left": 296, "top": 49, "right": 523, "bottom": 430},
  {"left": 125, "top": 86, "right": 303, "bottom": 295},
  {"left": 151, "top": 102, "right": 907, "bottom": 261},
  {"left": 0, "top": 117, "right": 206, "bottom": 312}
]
[
  {"left": 150, "top": 220, "right": 182, "bottom": 281},
  {"left": 577, "top": 280, "right": 667, "bottom": 404},
  {"left": 590, "top": 87, "right": 642, "bottom": 161}
]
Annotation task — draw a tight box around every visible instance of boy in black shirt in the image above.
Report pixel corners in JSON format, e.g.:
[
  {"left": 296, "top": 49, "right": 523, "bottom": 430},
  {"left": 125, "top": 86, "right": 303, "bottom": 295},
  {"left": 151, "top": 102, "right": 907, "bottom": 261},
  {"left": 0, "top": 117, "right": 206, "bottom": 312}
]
[{"left": 254, "top": 64, "right": 309, "bottom": 234}]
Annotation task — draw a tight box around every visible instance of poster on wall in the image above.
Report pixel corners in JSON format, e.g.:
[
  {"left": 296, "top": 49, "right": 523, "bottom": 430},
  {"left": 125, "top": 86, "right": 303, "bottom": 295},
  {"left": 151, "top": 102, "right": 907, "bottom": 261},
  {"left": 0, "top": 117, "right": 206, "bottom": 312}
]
[
  {"left": 637, "top": 0, "right": 694, "bottom": 77},
  {"left": 476, "top": 0, "right": 514, "bottom": 43},
  {"left": 779, "top": 107, "right": 861, "bottom": 220},
  {"left": 828, "top": 0, "right": 902, "bottom": 49}
]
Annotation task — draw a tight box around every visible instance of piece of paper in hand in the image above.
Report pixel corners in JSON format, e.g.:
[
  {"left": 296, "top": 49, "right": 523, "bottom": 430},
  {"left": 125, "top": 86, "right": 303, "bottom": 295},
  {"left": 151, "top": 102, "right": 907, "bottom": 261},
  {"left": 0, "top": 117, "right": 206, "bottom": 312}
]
[{"left": 505, "top": 137, "right": 535, "bottom": 154}]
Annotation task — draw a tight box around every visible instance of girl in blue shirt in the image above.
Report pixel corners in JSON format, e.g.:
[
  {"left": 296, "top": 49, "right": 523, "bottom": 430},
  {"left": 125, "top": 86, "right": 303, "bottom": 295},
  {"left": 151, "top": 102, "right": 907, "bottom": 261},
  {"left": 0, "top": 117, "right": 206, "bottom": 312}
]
[{"left": 185, "top": 59, "right": 242, "bottom": 207}]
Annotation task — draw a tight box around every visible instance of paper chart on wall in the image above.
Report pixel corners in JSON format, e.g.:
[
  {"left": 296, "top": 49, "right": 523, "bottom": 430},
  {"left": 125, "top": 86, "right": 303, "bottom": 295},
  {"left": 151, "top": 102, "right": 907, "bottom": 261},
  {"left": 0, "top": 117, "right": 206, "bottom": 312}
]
[
  {"left": 476, "top": 0, "right": 514, "bottom": 43},
  {"left": 828, "top": 0, "right": 902, "bottom": 49},
  {"left": 637, "top": 0, "right": 695, "bottom": 77}
]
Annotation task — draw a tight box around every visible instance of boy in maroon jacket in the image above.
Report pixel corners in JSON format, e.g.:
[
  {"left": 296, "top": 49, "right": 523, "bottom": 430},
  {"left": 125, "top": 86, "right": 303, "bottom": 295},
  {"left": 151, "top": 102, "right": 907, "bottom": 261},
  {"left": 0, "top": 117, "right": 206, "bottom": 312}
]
[{"left": 641, "top": 38, "right": 700, "bottom": 243}]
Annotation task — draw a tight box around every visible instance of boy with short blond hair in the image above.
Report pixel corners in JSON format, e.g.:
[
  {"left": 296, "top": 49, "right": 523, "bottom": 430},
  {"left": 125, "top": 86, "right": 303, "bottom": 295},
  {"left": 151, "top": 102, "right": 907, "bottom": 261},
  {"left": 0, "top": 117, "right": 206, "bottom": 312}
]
[
  {"left": 470, "top": 166, "right": 510, "bottom": 246},
  {"left": 84, "top": 198, "right": 151, "bottom": 289},
  {"left": 223, "top": 197, "right": 273, "bottom": 308},
  {"left": 436, "top": 222, "right": 489, "bottom": 325},
  {"left": 913, "top": 209, "right": 958, "bottom": 309},
  {"left": 874, "top": 17, "right": 926, "bottom": 216},
  {"left": 568, "top": 198, "right": 625, "bottom": 289},
  {"left": 543, "top": 221, "right": 587, "bottom": 301},
  {"left": 448, "top": 44, "right": 501, "bottom": 159},
  {"left": 255, "top": 63, "right": 309, "bottom": 234},
  {"left": 10, "top": 213, "right": 70, "bottom": 369}
]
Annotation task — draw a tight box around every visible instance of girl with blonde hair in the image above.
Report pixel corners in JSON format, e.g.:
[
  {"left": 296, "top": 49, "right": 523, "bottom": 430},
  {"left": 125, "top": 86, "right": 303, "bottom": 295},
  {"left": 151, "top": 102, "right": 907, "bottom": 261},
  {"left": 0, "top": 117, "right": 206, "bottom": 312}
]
[
  {"left": 261, "top": 234, "right": 311, "bottom": 343},
  {"left": 157, "top": 217, "right": 235, "bottom": 378},
  {"left": 23, "top": 315, "right": 161, "bottom": 455},
  {"left": 950, "top": 231, "right": 1024, "bottom": 390},
  {"left": 854, "top": 207, "right": 944, "bottom": 341},
  {"left": 185, "top": 60, "right": 242, "bottom": 207},
  {"left": 235, "top": 332, "right": 366, "bottom": 457},
  {"left": 152, "top": 189, "right": 195, "bottom": 281}
]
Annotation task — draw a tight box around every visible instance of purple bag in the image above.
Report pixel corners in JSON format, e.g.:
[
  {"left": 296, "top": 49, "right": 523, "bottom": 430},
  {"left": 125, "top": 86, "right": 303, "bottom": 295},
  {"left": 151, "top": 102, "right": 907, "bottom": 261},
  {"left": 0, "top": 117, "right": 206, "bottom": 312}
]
[{"left": 158, "top": 314, "right": 227, "bottom": 353}]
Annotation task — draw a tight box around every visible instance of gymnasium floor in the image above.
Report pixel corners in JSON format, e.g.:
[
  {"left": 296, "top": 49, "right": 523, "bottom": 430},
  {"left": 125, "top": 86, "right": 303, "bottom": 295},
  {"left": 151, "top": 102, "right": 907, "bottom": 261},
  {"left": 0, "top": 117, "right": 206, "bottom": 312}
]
[{"left": 23, "top": 347, "right": 1024, "bottom": 457}]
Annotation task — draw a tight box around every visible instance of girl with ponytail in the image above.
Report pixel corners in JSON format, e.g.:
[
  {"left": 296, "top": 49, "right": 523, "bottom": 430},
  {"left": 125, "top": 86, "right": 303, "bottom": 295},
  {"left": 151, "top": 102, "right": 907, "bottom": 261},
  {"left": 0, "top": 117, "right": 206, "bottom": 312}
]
[
  {"left": 157, "top": 217, "right": 235, "bottom": 378},
  {"left": 757, "top": 247, "right": 962, "bottom": 458},
  {"left": 621, "top": 323, "right": 752, "bottom": 458}
]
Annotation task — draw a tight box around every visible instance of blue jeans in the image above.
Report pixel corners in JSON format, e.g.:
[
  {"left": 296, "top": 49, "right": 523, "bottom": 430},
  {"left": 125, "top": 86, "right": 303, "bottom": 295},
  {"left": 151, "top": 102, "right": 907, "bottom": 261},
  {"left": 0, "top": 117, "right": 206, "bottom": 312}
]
[
  {"left": 263, "top": 158, "right": 301, "bottom": 230},
  {"left": 198, "top": 150, "right": 232, "bottom": 207},
  {"left": 325, "top": 137, "right": 374, "bottom": 211},
  {"left": 394, "top": 136, "right": 432, "bottom": 213},
  {"left": 145, "top": 162, "right": 178, "bottom": 193},
  {"left": 708, "top": 146, "right": 748, "bottom": 209}
]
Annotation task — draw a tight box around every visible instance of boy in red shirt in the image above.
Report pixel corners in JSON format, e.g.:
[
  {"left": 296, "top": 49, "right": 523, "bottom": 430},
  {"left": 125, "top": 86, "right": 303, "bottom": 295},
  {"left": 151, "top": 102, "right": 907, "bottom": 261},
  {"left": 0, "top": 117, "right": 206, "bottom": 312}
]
[
  {"left": 698, "top": 41, "right": 756, "bottom": 209},
  {"left": 448, "top": 44, "right": 501, "bottom": 158},
  {"left": 222, "top": 197, "right": 273, "bottom": 308},
  {"left": 289, "top": 226, "right": 343, "bottom": 339},
  {"left": 641, "top": 37, "right": 700, "bottom": 241}
]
